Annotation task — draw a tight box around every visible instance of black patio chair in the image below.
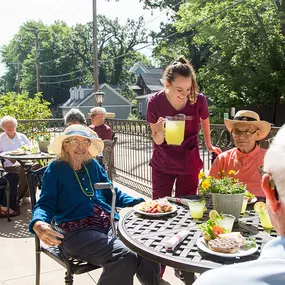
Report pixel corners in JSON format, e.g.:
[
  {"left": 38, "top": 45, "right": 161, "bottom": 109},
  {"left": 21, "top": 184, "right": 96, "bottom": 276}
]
[
  {"left": 28, "top": 166, "right": 117, "bottom": 285},
  {"left": 0, "top": 168, "right": 11, "bottom": 222}
]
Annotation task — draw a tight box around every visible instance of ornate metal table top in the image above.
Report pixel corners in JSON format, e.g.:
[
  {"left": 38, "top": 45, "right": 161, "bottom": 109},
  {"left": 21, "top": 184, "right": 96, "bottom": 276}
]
[{"left": 118, "top": 198, "right": 276, "bottom": 273}]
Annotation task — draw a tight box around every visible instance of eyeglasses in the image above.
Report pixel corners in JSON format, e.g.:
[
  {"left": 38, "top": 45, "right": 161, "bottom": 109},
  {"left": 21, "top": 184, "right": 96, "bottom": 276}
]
[
  {"left": 231, "top": 129, "right": 258, "bottom": 138},
  {"left": 68, "top": 140, "right": 91, "bottom": 148},
  {"left": 258, "top": 166, "right": 279, "bottom": 200},
  {"left": 91, "top": 114, "right": 100, "bottom": 118}
]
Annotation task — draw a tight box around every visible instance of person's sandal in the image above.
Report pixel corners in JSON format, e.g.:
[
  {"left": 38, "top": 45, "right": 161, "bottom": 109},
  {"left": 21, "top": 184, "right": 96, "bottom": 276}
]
[{"left": 0, "top": 207, "right": 20, "bottom": 218}]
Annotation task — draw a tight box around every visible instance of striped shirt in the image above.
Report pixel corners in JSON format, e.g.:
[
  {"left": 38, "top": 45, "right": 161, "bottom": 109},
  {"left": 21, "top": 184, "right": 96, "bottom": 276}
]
[{"left": 59, "top": 204, "right": 111, "bottom": 232}]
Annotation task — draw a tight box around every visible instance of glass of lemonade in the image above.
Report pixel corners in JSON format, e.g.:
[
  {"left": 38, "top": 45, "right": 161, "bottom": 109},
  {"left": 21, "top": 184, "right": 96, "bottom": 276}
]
[
  {"left": 188, "top": 200, "right": 206, "bottom": 219},
  {"left": 241, "top": 197, "right": 249, "bottom": 214},
  {"left": 216, "top": 214, "right": 235, "bottom": 232},
  {"left": 165, "top": 114, "right": 186, "bottom": 146},
  {"left": 31, "top": 144, "right": 39, "bottom": 154},
  {"left": 259, "top": 210, "right": 273, "bottom": 230}
]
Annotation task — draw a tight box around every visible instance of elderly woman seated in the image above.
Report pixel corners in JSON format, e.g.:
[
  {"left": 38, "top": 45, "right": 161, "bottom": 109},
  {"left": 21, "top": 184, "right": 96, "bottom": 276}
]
[
  {"left": 209, "top": 110, "right": 271, "bottom": 197},
  {"left": 29, "top": 125, "right": 160, "bottom": 285},
  {"left": 0, "top": 115, "right": 32, "bottom": 217}
]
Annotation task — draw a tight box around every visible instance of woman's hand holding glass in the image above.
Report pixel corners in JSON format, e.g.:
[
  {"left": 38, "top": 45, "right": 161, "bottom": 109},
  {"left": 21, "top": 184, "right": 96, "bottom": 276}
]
[{"left": 33, "top": 221, "right": 64, "bottom": 246}]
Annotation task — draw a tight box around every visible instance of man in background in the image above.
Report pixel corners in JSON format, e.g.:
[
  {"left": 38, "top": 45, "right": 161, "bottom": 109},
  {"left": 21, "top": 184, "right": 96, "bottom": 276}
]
[{"left": 89, "top": 107, "right": 113, "bottom": 140}]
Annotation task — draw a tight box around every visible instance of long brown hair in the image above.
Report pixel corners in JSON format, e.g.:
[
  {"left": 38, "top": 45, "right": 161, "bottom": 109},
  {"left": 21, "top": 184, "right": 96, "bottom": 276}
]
[{"left": 163, "top": 55, "right": 199, "bottom": 104}]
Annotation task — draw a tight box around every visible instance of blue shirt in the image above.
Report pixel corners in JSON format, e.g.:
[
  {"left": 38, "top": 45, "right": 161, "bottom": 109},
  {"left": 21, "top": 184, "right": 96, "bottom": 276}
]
[
  {"left": 29, "top": 159, "right": 144, "bottom": 234},
  {"left": 193, "top": 237, "right": 285, "bottom": 285}
]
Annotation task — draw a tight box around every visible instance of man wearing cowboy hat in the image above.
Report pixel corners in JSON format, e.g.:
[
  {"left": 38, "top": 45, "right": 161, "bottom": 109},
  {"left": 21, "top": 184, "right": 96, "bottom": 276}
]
[{"left": 209, "top": 110, "right": 271, "bottom": 197}]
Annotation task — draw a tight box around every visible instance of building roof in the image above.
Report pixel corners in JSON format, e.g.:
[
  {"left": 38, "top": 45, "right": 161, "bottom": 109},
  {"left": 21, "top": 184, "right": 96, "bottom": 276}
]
[
  {"left": 60, "top": 83, "right": 132, "bottom": 108},
  {"left": 140, "top": 73, "right": 163, "bottom": 87}
]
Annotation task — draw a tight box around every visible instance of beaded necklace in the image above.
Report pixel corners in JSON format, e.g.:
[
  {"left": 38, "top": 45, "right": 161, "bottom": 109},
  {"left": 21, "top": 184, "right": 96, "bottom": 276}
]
[{"left": 72, "top": 164, "right": 94, "bottom": 199}]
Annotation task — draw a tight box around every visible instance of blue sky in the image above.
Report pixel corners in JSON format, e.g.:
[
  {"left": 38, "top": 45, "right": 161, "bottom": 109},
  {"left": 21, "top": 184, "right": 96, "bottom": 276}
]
[{"left": 0, "top": 0, "right": 168, "bottom": 76}]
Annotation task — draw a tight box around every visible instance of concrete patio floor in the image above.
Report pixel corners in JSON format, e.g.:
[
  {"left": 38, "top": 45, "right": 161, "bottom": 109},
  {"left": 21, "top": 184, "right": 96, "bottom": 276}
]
[{"left": 0, "top": 181, "right": 185, "bottom": 285}]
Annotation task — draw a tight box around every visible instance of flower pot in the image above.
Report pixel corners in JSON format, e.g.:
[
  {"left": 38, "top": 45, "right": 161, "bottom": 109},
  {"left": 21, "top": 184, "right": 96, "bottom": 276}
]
[
  {"left": 38, "top": 140, "right": 50, "bottom": 153},
  {"left": 211, "top": 192, "right": 244, "bottom": 220}
]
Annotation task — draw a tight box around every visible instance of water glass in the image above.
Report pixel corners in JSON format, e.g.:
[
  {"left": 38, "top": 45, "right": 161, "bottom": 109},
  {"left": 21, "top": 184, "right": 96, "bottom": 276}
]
[
  {"left": 216, "top": 214, "right": 235, "bottom": 232},
  {"left": 188, "top": 200, "right": 206, "bottom": 219}
]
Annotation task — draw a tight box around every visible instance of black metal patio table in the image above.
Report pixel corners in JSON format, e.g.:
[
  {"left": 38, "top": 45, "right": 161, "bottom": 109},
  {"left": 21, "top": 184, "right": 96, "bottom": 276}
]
[
  {"left": 0, "top": 151, "right": 56, "bottom": 199},
  {"left": 118, "top": 197, "right": 277, "bottom": 285}
]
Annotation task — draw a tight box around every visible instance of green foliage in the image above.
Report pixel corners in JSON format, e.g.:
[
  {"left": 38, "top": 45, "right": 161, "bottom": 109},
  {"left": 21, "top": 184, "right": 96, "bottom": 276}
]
[
  {"left": 1, "top": 17, "right": 150, "bottom": 107},
  {"left": 0, "top": 92, "right": 52, "bottom": 135},
  {"left": 175, "top": 0, "right": 285, "bottom": 108}
]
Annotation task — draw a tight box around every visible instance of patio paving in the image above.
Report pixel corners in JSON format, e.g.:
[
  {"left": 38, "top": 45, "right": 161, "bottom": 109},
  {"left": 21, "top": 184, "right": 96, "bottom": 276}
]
[{"left": 0, "top": 181, "right": 184, "bottom": 285}]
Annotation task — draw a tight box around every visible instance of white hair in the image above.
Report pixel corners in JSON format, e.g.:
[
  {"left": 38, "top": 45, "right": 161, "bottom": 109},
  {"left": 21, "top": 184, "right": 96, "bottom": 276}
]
[
  {"left": 263, "top": 125, "right": 285, "bottom": 202},
  {"left": 0, "top": 116, "right": 18, "bottom": 129},
  {"left": 90, "top": 107, "right": 107, "bottom": 119},
  {"left": 64, "top": 108, "right": 86, "bottom": 125}
]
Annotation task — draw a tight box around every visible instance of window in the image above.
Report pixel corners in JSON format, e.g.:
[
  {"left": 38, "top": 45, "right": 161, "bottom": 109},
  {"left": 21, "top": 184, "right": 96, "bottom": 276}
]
[{"left": 138, "top": 102, "right": 142, "bottom": 113}]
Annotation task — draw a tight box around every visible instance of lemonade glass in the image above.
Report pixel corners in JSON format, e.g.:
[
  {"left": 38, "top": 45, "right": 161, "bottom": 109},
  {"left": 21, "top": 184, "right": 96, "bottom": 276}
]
[
  {"left": 241, "top": 197, "right": 249, "bottom": 214},
  {"left": 188, "top": 200, "right": 206, "bottom": 219},
  {"left": 216, "top": 214, "right": 235, "bottom": 232},
  {"left": 259, "top": 210, "right": 273, "bottom": 230},
  {"left": 31, "top": 145, "right": 39, "bottom": 154},
  {"left": 165, "top": 115, "right": 185, "bottom": 146}
]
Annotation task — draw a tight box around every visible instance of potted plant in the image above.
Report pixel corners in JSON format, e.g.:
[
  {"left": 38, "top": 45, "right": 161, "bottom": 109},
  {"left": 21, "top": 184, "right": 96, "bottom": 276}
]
[
  {"left": 198, "top": 170, "right": 246, "bottom": 220},
  {"left": 33, "top": 131, "right": 51, "bottom": 153}
]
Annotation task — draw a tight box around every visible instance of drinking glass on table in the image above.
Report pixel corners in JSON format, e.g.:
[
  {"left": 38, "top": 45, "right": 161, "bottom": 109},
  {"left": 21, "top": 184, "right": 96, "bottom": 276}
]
[
  {"left": 188, "top": 200, "right": 206, "bottom": 219},
  {"left": 241, "top": 197, "right": 249, "bottom": 214},
  {"left": 165, "top": 114, "right": 186, "bottom": 146},
  {"left": 259, "top": 210, "right": 273, "bottom": 230},
  {"left": 216, "top": 214, "right": 235, "bottom": 232}
]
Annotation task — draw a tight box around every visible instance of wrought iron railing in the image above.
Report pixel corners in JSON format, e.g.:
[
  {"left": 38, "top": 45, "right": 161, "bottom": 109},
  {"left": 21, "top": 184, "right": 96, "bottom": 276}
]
[{"left": 11, "top": 119, "right": 279, "bottom": 196}]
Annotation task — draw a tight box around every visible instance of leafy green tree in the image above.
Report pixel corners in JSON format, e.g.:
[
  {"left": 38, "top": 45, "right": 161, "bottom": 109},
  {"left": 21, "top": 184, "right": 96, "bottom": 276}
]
[
  {"left": 175, "top": 0, "right": 285, "bottom": 124},
  {"left": 1, "top": 17, "right": 150, "bottom": 107}
]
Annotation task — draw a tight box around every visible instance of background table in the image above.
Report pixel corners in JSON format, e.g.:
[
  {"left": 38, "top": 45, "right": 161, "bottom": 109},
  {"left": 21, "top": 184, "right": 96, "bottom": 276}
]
[
  {"left": 118, "top": 197, "right": 276, "bottom": 284},
  {"left": 0, "top": 152, "right": 56, "bottom": 198}
]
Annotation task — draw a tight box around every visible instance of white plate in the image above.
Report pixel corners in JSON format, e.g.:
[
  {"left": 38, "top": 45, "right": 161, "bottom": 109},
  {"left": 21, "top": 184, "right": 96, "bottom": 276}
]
[
  {"left": 247, "top": 197, "right": 257, "bottom": 204},
  {"left": 133, "top": 203, "right": 177, "bottom": 217},
  {"left": 196, "top": 237, "right": 258, "bottom": 258}
]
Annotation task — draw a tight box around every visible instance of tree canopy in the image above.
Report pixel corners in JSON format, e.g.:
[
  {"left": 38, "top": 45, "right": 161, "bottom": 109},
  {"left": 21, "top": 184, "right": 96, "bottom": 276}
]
[{"left": 1, "top": 16, "right": 152, "bottom": 107}]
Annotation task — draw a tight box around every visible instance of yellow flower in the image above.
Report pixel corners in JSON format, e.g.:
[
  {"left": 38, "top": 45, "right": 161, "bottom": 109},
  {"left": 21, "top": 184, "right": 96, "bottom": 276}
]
[
  {"left": 202, "top": 179, "right": 211, "bottom": 189},
  {"left": 198, "top": 172, "right": 204, "bottom": 179},
  {"left": 228, "top": 170, "right": 236, "bottom": 176}
]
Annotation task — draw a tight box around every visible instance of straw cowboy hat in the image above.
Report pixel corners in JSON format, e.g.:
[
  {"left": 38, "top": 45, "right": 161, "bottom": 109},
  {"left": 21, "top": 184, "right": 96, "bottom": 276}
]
[
  {"left": 49, "top": 124, "right": 104, "bottom": 156},
  {"left": 224, "top": 110, "right": 271, "bottom": 140}
]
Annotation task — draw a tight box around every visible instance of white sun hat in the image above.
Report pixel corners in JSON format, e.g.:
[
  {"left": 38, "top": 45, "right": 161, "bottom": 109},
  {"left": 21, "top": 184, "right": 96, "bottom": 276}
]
[
  {"left": 49, "top": 124, "right": 104, "bottom": 156},
  {"left": 224, "top": 110, "right": 271, "bottom": 140}
]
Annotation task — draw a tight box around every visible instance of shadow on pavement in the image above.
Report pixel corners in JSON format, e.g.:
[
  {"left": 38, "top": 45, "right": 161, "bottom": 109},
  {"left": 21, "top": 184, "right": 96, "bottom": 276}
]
[{"left": 0, "top": 204, "right": 33, "bottom": 238}]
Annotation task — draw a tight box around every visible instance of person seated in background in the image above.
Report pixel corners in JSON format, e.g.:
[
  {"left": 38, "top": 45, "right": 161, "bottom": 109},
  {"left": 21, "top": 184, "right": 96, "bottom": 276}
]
[
  {"left": 0, "top": 115, "right": 31, "bottom": 216},
  {"left": 89, "top": 107, "right": 113, "bottom": 140},
  {"left": 29, "top": 124, "right": 160, "bottom": 285},
  {"left": 64, "top": 108, "right": 87, "bottom": 126},
  {"left": 193, "top": 124, "right": 285, "bottom": 285},
  {"left": 209, "top": 110, "right": 271, "bottom": 197}
]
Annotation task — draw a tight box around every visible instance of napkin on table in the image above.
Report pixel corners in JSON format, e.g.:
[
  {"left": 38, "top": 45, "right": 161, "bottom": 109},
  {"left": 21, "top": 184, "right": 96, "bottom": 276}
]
[{"left": 165, "top": 230, "right": 189, "bottom": 251}]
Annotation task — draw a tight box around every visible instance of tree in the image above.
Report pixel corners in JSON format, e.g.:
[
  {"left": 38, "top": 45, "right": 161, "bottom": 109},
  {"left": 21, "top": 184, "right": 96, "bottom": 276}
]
[
  {"left": 175, "top": 0, "right": 285, "bottom": 123},
  {"left": 1, "top": 17, "right": 150, "bottom": 107}
]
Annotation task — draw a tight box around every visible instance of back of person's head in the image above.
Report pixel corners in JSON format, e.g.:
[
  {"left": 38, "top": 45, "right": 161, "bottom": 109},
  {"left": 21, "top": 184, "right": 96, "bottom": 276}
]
[
  {"left": 90, "top": 107, "right": 107, "bottom": 119},
  {"left": 64, "top": 108, "right": 86, "bottom": 126},
  {"left": 264, "top": 125, "right": 285, "bottom": 203},
  {"left": 163, "top": 55, "right": 199, "bottom": 104}
]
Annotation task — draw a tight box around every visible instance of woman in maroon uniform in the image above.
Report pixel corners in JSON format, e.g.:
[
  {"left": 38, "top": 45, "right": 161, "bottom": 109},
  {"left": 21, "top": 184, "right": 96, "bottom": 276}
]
[{"left": 147, "top": 56, "right": 221, "bottom": 199}]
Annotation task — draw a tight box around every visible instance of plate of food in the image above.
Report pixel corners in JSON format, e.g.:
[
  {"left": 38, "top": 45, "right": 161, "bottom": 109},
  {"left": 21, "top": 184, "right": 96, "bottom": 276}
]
[
  {"left": 133, "top": 199, "right": 177, "bottom": 217},
  {"left": 196, "top": 234, "right": 258, "bottom": 258},
  {"left": 9, "top": 149, "right": 26, "bottom": 156},
  {"left": 197, "top": 210, "right": 258, "bottom": 257}
]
